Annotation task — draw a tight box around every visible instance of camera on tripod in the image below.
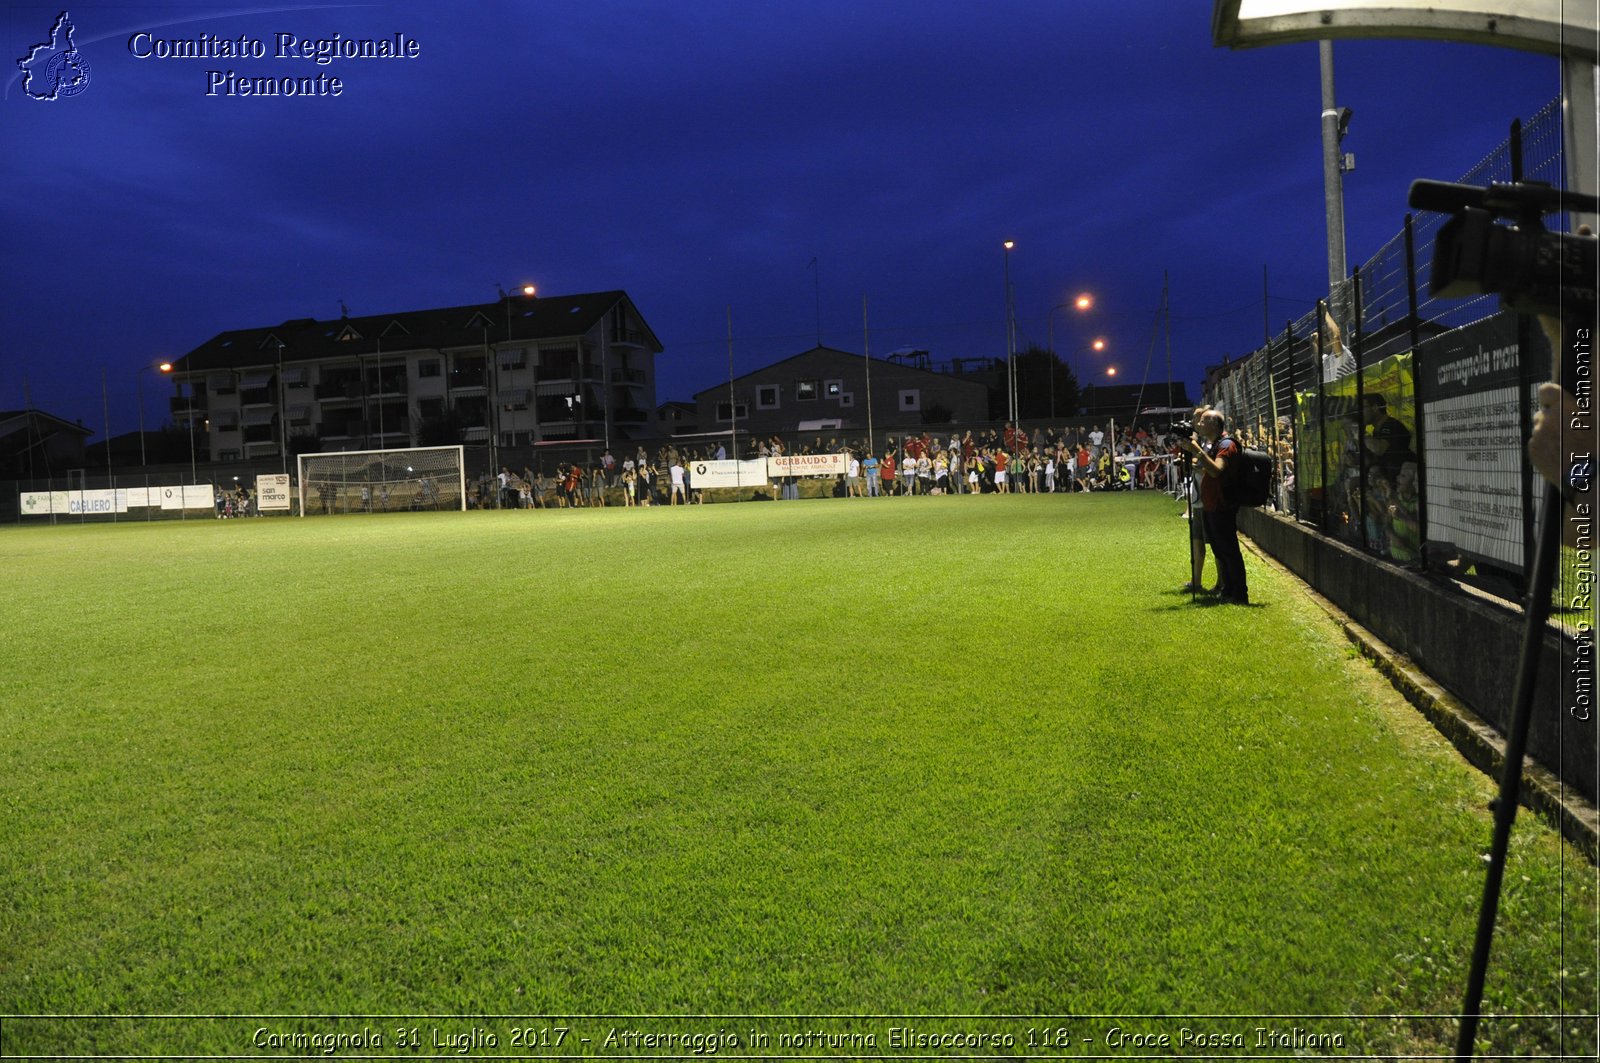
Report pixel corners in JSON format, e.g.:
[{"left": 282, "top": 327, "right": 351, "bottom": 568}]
[{"left": 1408, "top": 178, "right": 1598, "bottom": 318}]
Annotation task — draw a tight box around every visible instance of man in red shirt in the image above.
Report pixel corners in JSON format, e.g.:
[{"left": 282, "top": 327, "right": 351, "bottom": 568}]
[{"left": 1181, "top": 410, "right": 1248, "bottom": 604}]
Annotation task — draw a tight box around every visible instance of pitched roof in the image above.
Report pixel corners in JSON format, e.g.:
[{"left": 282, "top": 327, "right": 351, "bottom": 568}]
[
  {"left": 172, "top": 290, "right": 661, "bottom": 371},
  {"left": 0, "top": 409, "right": 93, "bottom": 438},
  {"left": 691, "top": 345, "right": 986, "bottom": 401}
]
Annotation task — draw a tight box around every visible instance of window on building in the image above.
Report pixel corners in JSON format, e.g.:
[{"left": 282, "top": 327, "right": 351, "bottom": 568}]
[
  {"left": 839, "top": 392, "right": 855, "bottom": 408},
  {"left": 417, "top": 359, "right": 441, "bottom": 378},
  {"left": 825, "top": 379, "right": 842, "bottom": 397},
  {"left": 795, "top": 379, "right": 818, "bottom": 401},
  {"left": 499, "top": 349, "right": 526, "bottom": 371},
  {"left": 757, "top": 385, "right": 780, "bottom": 410},
  {"left": 715, "top": 402, "right": 749, "bottom": 422},
  {"left": 899, "top": 389, "right": 921, "bottom": 411}
]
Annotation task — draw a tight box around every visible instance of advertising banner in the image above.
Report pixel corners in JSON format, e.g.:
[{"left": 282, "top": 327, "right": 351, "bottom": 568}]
[
  {"left": 1416, "top": 315, "right": 1528, "bottom": 570},
  {"left": 18, "top": 490, "right": 128, "bottom": 515},
  {"left": 768, "top": 453, "right": 848, "bottom": 477},
  {"left": 159, "top": 485, "right": 215, "bottom": 510},
  {"left": 689, "top": 459, "right": 769, "bottom": 489},
  {"left": 257, "top": 474, "right": 292, "bottom": 511}
]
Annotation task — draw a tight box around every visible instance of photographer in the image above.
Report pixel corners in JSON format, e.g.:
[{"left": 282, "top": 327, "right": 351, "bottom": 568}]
[
  {"left": 1180, "top": 405, "right": 1213, "bottom": 592},
  {"left": 1180, "top": 409, "right": 1249, "bottom": 604}
]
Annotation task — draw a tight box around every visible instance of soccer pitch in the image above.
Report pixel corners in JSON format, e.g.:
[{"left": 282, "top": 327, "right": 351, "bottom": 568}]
[{"left": 1, "top": 492, "right": 1593, "bottom": 1057}]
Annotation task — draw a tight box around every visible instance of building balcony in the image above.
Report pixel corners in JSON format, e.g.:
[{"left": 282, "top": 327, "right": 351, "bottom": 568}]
[
  {"left": 609, "top": 327, "right": 647, "bottom": 349},
  {"left": 365, "top": 375, "right": 409, "bottom": 397},
  {"left": 614, "top": 368, "right": 648, "bottom": 386},
  {"left": 315, "top": 380, "right": 364, "bottom": 401}
]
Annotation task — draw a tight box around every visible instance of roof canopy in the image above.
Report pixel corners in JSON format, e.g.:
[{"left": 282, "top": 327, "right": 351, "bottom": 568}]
[{"left": 1212, "top": 1, "right": 1597, "bottom": 60}]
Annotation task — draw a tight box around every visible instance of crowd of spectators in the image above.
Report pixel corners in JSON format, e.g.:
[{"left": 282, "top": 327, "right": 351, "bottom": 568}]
[{"left": 464, "top": 421, "right": 1276, "bottom": 509}]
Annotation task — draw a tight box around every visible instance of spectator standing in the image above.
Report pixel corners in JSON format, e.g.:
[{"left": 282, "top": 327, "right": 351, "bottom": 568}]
[{"left": 1182, "top": 409, "right": 1248, "bottom": 604}]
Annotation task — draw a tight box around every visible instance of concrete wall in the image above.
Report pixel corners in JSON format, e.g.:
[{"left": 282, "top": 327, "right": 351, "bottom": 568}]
[{"left": 1240, "top": 507, "right": 1596, "bottom": 804}]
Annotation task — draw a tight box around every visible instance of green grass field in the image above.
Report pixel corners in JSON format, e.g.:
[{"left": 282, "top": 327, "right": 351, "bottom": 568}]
[{"left": 1, "top": 492, "right": 1593, "bottom": 1057}]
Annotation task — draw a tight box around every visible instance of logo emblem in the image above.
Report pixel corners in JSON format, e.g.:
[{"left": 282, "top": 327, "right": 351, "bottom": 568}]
[{"left": 18, "top": 11, "right": 90, "bottom": 101}]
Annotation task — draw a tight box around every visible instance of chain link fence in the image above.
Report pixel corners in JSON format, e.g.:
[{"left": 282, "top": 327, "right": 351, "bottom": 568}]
[{"left": 1206, "top": 99, "right": 1564, "bottom": 589}]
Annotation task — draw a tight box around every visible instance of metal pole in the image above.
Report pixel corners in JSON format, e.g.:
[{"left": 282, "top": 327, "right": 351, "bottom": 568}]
[
  {"left": 863, "top": 294, "right": 875, "bottom": 454},
  {"left": 1004, "top": 242, "right": 1016, "bottom": 428},
  {"left": 726, "top": 306, "right": 738, "bottom": 466},
  {"left": 1316, "top": 301, "right": 1330, "bottom": 534},
  {"left": 137, "top": 372, "right": 147, "bottom": 470},
  {"left": 185, "top": 368, "right": 197, "bottom": 485},
  {"left": 1319, "top": 42, "right": 1349, "bottom": 300},
  {"left": 1352, "top": 265, "right": 1368, "bottom": 552},
  {"left": 100, "top": 367, "right": 113, "bottom": 509},
  {"left": 1048, "top": 310, "right": 1056, "bottom": 422},
  {"left": 278, "top": 342, "right": 288, "bottom": 475},
  {"left": 1404, "top": 213, "right": 1428, "bottom": 555},
  {"left": 1453, "top": 482, "right": 1565, "bottom": 1060}
]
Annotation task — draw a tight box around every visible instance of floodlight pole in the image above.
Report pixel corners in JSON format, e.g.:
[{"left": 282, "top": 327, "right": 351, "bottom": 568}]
[{"left": 1319, "top": 42, "right": 1350, "bottom": 302}]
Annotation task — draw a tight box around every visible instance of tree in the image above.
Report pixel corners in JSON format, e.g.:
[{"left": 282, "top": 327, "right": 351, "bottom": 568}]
[{"left": 1013, "top": 344, "right": 1080, "bottom": 421}]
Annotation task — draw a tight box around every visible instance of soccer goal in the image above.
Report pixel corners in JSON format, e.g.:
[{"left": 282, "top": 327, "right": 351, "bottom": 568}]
[{"left": 297, "top": 445, "right": 467, "bottom": 515}]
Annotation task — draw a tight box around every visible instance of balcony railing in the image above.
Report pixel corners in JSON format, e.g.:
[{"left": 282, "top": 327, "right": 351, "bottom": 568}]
[{"left": 314, "top": 380, "right": 363, "bottom": 401}]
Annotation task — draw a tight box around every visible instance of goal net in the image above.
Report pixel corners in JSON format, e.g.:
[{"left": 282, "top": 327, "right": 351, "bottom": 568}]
[{"left": 297, "top": 445, "right": 466, "bottom": 515}]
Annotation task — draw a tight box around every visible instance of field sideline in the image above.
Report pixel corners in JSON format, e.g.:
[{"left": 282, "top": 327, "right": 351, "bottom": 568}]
[{"left": 1, "top": 492, "right": 1593, "bottom": 1056}]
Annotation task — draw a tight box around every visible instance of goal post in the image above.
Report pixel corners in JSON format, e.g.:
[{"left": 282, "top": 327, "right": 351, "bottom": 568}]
[{"left": 297, "top": 445, "right": 467, "bottom": 515}]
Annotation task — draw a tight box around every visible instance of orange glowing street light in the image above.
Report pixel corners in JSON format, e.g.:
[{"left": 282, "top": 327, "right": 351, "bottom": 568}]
[
  {"left": 1075, "top": 293, "right": 1092, "bottom": 311},
  {"left": 1107, "top": 366, "right": 1118, "bottom": 377}
]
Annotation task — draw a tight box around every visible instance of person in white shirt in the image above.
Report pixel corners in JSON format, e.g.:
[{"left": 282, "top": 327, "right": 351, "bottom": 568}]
[{"left": 1315, "top": 308, "right": 1357, "bottom": 382}]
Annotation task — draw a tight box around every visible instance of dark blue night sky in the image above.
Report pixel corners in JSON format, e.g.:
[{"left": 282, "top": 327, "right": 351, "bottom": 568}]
[{"left": 2, "top": 1, "right": 1559, "bottom": 437}]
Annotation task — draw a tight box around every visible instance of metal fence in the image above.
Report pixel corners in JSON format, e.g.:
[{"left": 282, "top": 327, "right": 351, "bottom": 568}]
[{"left": 1205, "top": 99, "right": 1565, "bottom": 591}]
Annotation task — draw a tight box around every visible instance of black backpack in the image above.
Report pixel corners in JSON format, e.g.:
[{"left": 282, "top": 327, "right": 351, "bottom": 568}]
[{"left": 1221, "top": 436, "right": 1273, "bottom": 507}]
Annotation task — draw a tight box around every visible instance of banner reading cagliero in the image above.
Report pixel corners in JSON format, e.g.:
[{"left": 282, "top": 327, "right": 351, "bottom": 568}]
[{"left": 257, "top": 474, "right": 292, "bottom": 511}]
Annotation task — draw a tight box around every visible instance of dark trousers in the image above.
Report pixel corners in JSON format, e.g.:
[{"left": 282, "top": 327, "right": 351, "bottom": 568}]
[{"left": 1204, "top": 505, "right": 1248, "bottom": 602}]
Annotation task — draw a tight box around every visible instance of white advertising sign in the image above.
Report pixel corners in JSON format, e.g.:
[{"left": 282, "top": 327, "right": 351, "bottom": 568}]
[
  {"left": 19, "top": 491, "right": 68, "bottom": 516},
  {"left": 67, "top": 489, "right": 128, "bottom": 515},
  {"left": 159, "top": 485, "right": 215, "bottom": 510},
  {"left": 257, "top": 474, "right": 292, "bottom": 511},
  {"left": 689, "top": 459, "right": 769, "bottom": 489},
  {"left": 18, "top": 490, "right": 128, "bottom": 515},
  {"left": 768, "top": 453, "right": 848, "bottom": 477}
]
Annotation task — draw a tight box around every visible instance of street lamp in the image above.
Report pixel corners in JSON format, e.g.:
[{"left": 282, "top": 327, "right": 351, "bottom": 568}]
[
  {"left": 496, "top": 281, "right": 538, "bottom": 474},
  {"left": 1002, "top": 241, "right": 1017, "bottom": 428},
  {"left": 276, "top": 341, "right": 288, "bottom": 475},
  {"left": 136, "top": 360, "right": 173, "bottom": 470},
  {"left": 1047, "top": 295, "right": 1096, "bottom": 420},
  {"left": 158, "top": 361, "right": 197, "bottom": 484}
]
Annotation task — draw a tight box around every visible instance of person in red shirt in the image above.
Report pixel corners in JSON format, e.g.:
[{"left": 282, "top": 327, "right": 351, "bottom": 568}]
[
  {"left": 994, "top": 449, "right": 1010, "bottom": 494},
  {"left": 563, "top": 463, "right": 583, "bottom": 507},
  {"left": 881, "top": 452, "right": 897, "bottom": 495}
]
